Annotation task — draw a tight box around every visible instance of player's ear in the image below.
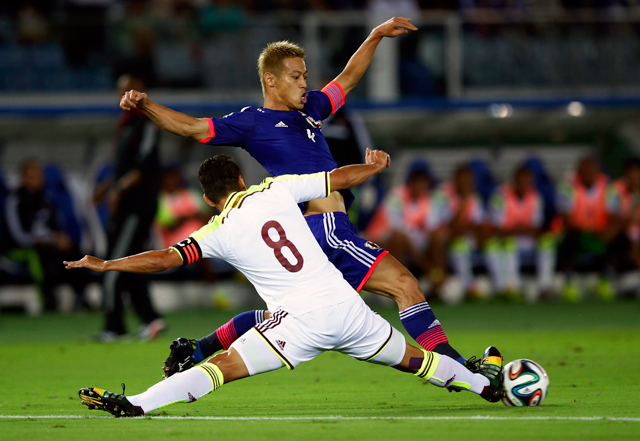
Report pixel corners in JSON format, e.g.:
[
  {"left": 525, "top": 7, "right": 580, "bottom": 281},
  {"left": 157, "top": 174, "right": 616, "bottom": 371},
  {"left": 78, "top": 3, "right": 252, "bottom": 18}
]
[
  {"left": 264, "top": 72, "right": 277, "bottom": 89},
  {"left": 203, "top": 194, "right": 216, "bottom": 208},
  {"left": 238, "top": 176, "right": 247, "bottom": 191}
]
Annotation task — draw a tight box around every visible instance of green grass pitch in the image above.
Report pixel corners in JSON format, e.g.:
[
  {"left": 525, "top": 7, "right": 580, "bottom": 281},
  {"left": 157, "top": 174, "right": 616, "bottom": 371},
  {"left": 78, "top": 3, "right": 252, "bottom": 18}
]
[{"left": 1, "top": 301, "right": 639, "bottom": 440}]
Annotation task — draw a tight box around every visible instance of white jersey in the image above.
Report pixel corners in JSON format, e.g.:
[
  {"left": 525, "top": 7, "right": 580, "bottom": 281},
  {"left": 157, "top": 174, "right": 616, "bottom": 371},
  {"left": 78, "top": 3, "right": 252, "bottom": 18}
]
[{"left": 170, "top": 172, "right": 360, "bottom": 316}]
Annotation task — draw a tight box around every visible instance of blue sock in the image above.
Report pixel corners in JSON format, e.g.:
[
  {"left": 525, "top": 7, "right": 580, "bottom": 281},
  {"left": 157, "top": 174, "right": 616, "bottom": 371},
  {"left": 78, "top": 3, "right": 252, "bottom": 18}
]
[
  {"left": 192, "top": 341, "right": 205, "bottom": 364},
  {"left": 399, "top": 302, "right": 466, "bottom": 365},
  {"left": 196, "top": 310, "right": 266, "bottom": 362}
]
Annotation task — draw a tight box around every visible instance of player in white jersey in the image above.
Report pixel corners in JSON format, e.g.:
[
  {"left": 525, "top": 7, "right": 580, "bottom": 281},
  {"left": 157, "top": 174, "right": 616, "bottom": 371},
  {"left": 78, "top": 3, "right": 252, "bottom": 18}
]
[{"left": 66, "top": 150, "right": 503, "bottom": 417}]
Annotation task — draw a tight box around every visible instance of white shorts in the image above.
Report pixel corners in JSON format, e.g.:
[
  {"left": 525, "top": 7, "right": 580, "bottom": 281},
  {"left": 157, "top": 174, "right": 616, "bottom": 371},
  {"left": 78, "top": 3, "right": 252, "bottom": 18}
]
[{"left": 230, "top": 295, "right": 407, "bottom": 375}]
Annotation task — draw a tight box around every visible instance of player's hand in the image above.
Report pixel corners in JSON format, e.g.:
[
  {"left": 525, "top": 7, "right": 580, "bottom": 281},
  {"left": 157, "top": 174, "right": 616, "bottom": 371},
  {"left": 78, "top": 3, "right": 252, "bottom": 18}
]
[
  {"left": 365, "top": 148, "right": 391, "bottom": 171},
  {"left": 64, "top": 255, "right": 106, "bottom": 272},
  {"left": 371, "top": 17, "right": 417, "bottom": 39},
  {"left": 120, "top": 89, "right": 148, "bottom": 110}
]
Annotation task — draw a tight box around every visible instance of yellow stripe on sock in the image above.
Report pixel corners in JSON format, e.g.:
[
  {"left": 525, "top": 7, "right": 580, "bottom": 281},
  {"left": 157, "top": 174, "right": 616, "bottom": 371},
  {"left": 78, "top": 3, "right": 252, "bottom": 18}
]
[
  {"left": 196, "top": 364, "right": 225, "bottom": 391},
  {"left": 414, "top": 350, "right": 440, "bottom": 380},
  {"left": 449, "top": 381, "right": 471, "bottom": 391}
]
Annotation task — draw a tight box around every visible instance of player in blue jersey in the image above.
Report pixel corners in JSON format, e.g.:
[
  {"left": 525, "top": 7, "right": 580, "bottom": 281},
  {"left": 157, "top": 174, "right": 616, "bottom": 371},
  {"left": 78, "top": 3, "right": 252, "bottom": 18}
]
[{"left": 120, "top": 17, "right": 484, "bottom": 375}]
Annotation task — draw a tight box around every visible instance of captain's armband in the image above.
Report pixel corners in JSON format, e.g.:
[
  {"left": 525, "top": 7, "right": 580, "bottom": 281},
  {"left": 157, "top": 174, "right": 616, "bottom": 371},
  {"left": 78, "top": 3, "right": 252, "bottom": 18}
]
[{"left": 170, "top": 237, "right": 203, "bottom": 265}]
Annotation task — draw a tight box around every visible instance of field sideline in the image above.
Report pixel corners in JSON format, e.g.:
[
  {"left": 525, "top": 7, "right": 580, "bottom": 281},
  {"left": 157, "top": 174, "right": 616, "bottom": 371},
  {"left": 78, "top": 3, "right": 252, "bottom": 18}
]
[{"left": 1, "top": 302, "right": 638, "bottom": 440}]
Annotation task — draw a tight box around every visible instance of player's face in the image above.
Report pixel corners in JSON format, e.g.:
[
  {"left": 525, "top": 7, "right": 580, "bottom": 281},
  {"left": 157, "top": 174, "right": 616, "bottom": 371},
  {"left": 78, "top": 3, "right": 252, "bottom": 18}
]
[{"left": 274, "top": 58, "right": 308, "bottom": 110}]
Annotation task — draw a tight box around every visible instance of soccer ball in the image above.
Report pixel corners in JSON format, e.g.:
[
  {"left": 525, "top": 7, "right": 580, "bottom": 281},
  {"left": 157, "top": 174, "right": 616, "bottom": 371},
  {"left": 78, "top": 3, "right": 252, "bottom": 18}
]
[{"left": 502, "top": 359, "right": 549, "bottom": 406}]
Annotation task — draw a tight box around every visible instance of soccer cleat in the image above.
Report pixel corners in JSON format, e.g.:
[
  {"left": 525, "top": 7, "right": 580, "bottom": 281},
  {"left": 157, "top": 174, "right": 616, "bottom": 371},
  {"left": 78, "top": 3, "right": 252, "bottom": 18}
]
[
  {"left": 79, "top": 387, "right": 143, "bottom": 418},
  {"left": 478, "top": 346, "right": 504, "bottom": 403},
  {"left": 163, "top": 337, "right": 198, "bottom": 378}
]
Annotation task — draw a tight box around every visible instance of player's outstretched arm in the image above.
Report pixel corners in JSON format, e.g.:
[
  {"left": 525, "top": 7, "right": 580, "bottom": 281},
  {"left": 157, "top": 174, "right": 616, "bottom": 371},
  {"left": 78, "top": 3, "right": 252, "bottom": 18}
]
[
  {"left": 330, "top": 147, "right": 390, "bottom": 191},
  {"left": 333, "top": 17, "right": 417, "bottom": 96},
  {"left": 64, "top": 248, "right": 183, "bottom": 274},
  {"left": 120, "top": 90, "right": 211, "bottom": 141}
]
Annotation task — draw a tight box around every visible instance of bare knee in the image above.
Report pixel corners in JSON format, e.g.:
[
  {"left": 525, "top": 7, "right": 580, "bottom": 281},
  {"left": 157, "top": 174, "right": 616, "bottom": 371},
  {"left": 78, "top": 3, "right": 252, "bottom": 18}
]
[{"left": 206, "top": 348, "right": 249, "bottom": 383}]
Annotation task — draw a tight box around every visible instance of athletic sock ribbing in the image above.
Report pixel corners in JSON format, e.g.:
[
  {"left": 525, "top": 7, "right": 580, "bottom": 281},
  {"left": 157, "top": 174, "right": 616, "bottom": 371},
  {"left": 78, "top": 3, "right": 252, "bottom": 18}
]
[
  {"left": 128, "top": 363, "right": 225, "bottom": 414},
  {"left": 400, "top": 302, "right": 465, "bottom": 364}
]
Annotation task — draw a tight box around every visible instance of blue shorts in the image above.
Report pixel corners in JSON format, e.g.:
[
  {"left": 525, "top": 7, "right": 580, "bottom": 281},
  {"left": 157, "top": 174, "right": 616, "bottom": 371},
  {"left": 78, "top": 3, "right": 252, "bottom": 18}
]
[{"left": 305, "top": 211, "right": 388, "bottom": 291}]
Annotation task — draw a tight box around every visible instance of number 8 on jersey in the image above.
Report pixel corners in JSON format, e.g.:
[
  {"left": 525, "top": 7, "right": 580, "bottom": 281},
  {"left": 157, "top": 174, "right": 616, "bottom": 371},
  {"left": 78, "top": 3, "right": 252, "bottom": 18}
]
[{"left": 261, "top": 220, "right": 304, "bottom": 272}]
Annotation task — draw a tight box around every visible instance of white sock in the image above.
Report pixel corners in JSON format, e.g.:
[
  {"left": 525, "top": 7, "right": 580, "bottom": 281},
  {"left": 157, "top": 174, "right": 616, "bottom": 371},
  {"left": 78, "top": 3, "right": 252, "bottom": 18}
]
[
  {"left": 451, "top": 248, "right": 474, "bottom": 290},
  {"left": 504, "top": 248, "right": 520, "bottom": 290},
  {"left": 486, "top": 249, "right": 506, "bottom": 292},
  {"left": 128, "top": 364, "right": 223, "bottom": 414},
  {"left": 537, "top": 248, "right": 555, "bottom": 291},
  {"left": 415, "top": 351, "right": 489, "bottom": 394}
]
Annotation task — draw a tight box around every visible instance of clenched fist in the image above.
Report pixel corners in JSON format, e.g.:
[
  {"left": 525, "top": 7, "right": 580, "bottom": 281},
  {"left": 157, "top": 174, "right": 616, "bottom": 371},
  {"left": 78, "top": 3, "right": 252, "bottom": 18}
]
[{"left": 120, "top": 89, "right": 148, "bottom": 111}]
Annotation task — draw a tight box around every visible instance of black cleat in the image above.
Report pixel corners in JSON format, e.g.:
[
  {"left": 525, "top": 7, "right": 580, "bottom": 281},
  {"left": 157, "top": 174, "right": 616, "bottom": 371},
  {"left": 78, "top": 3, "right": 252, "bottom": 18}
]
[
  {"left": 478, "top": 346, "right": 504, "bottom": 403},
  {"left": 163, "top": 337, "right": 197, "bottom": 378},
  {"left": 79, "top": 387, "right": 143, "bottom": 418}
]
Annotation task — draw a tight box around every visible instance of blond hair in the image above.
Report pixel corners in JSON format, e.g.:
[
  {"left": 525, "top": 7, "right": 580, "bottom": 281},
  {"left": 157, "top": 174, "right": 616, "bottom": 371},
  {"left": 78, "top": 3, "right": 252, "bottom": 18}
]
[{"left": 257, "top": 41, "right": 305, "bottom": 96}]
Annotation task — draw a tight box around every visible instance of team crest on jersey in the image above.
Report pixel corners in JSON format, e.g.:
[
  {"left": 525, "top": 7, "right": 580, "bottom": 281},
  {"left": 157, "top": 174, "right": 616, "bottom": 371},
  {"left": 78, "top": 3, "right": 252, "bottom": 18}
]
[
  {"left": 299, "top": 111, "right": 322, "bottom": 128},
  {"left": 364, "top": 241, "right": 380, "bottom": 250}
]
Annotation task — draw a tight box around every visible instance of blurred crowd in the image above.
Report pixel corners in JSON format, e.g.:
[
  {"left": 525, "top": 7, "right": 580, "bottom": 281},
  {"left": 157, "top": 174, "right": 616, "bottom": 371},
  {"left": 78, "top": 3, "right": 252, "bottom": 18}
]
[
  {"left": 359, "top": 154, "right": 640, "bottom": 303},
  {"left": 2, "top": 145, "right": 640, "bottom": 313}
]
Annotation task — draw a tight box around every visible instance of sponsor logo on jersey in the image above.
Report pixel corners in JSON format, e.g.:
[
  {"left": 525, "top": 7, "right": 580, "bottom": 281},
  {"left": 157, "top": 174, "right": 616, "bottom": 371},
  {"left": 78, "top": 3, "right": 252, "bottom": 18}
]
[
  {"left": 364, "top": 241, "right": 380, "bottom": 250},
  {"left": 275, "top": 121, "right": 288, "bottom": 128},
  {"left": 276, "top": 340, "right": 287, "bottom": 350},
  {"left": 187, "top": 392, "right": 197, "bottom": 403}
]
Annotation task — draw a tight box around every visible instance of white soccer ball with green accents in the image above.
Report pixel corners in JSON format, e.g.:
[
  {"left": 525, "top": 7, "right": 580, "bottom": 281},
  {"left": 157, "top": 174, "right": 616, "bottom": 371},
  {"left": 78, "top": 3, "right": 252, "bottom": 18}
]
[{"left": 502, "top": 359, "right": 549, "bottom": 406}]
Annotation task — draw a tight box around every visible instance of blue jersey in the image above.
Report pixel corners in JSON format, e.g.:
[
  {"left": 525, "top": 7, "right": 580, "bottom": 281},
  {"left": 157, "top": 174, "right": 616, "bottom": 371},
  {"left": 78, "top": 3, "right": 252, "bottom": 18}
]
[{"left": 199, "top": 81, "right": 354, "bottom": 208}]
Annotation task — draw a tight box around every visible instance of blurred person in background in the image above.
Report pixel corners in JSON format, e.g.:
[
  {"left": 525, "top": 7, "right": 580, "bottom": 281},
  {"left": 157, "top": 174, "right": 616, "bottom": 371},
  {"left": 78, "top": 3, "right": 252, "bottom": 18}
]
[
  {"left": 485, "top": 166, "right": 555, "bottom": 300},
  {"left": 611, "top": 157, "right": 640, "bottom": 274},
  {"left": 92, "top": 74, "right": 164, "bottom": 342},
  {"left": 556, "top": 156, "right": 625, "bottom": 302},
  {"left": 366, "top": 160, "right": 448, "bottom": 290},
  {"left": 440, "top": 164, "right": 486, "bottom": 298},
  {"left": 154, "top": 166, "right": 217, "bottom": 283},
  {"left": 155, "top": 166, "right": 211, "bottom": 249},
  {"left": 3, "top": 159, "right": 89, "bottom": 311}
]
